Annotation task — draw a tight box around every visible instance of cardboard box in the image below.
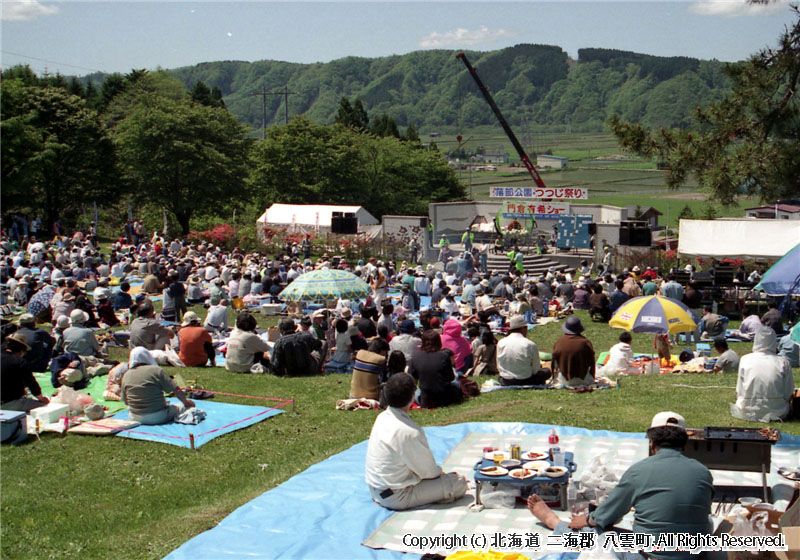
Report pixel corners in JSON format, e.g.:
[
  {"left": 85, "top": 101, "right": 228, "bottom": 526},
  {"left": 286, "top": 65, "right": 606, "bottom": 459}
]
[
  {"left": 28, "top": 403, "right": 69, "bottom": 425},
  {"left": 724, "top": 503, "right": 800, "bottom": 560}
]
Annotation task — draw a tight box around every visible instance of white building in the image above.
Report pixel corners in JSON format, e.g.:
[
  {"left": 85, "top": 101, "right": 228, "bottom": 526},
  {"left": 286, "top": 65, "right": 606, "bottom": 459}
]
[{"left": 536, "top": 155, "right": 568, "bottom": 169}]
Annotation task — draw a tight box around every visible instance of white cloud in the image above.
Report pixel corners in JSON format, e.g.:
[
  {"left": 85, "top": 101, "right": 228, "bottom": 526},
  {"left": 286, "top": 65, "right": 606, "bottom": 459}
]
[
  {"left": 1, "top": 0, "right": 59, "bottom": 21},
  {"left": 690, "top": 0, "right": 789, "bottom": 17},
  {"left": 419, "top": 25, "right": 517, "bottom": 49}
]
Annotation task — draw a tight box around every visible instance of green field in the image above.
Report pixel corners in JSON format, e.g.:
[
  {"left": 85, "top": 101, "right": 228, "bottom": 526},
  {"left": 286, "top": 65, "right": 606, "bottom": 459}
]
[
  {"left": 2, "top": 306, "right": 798, "bottom": 560},
  {"left": 450, "top": 129, "right": 759, "bottom": 228}
]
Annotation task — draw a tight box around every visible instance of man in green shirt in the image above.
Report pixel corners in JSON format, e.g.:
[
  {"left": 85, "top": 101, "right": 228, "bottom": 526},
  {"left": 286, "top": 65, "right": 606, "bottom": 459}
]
[
  {"left": 527, "top": 411, "right": 713, "bottom": 559},
  {"left": 642, "top": 278, "right": 659, "bottom": 296}
]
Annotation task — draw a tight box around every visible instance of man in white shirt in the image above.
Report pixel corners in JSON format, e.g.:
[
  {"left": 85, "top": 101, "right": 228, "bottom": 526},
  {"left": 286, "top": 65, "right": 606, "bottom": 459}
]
[
  {"left": 389, "top": 320, "right": 421, "bottom": 363},
  {"left": 365, "top": 373, "right": 467, "bottom": 510},
  {"left": 414, "top": 273, "right": 431, "bottom": 296},
  {"left": 204, "top": 299, "right": 229, "bottom": 333},
  {"left": 496, "top": 315, "right": 551, "bottom": 385},
  {"left": 731, "top": 327, "right": 794, "bottom": 422}
]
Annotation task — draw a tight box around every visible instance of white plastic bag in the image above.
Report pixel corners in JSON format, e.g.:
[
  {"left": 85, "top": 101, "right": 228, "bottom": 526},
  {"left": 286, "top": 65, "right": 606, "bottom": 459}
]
[{"left": 481, "top": 483, "right": 519, "bottom": 509}]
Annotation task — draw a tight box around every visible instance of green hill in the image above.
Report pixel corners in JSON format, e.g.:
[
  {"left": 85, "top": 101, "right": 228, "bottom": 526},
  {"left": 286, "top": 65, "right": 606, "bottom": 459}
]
[{"left": 163, "top": 44, "right": 730, "bottom": 131}]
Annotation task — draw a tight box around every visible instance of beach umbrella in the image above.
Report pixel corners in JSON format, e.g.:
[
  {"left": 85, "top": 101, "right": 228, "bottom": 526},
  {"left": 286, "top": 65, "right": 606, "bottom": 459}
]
[
  {"left": 278, "top": 268, "right": 370, "bottom": 302},
  {"left": 609, "top": 295, "right": 697, "bottom": 335},
  {"left": 755, "top": 241, "right": 800, "bottom": 296}
]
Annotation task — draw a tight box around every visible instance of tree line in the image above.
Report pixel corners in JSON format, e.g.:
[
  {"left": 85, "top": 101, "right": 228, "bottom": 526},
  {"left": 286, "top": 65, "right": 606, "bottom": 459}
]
[
  {"left": 161, "top": 43, "right": 731, "bottom": 132},
  {"left": 1, "top": 67, "right": 464, "bottom": 237}
]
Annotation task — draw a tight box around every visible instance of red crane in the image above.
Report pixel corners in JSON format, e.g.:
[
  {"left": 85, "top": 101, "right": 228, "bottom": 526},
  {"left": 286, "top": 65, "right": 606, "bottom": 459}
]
[{"left": 456, "top": 52, "right": 547, "bottom": 190}]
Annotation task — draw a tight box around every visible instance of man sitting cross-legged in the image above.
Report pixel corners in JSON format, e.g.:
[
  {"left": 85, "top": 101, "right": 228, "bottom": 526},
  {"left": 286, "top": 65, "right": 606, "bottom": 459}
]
[
  {"left": 526, "top": 411, "right": 713, "bottom": 560},
  {"left": 365, "top": 373, "right": 467, "bottom": 510}
]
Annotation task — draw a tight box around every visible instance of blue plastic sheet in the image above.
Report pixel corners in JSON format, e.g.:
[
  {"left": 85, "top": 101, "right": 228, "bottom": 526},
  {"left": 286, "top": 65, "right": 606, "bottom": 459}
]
[{"left": 113, "top": 398, "right": 284, "bottom": 448}]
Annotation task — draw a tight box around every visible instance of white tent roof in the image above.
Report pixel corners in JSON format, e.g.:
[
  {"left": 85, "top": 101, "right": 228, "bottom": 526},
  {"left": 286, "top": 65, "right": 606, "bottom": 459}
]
[
  {"left": 256, "top": 204, "right": 378, "bottom": 228},
  {"left": 678, "top": 219, "right": 800, "bottom": 259}
]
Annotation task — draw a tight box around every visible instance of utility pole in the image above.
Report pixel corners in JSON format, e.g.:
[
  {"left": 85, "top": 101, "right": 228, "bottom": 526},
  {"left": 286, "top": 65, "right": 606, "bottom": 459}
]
[{"left": 251, "top": 85, "right": 299, "bottom": 137}]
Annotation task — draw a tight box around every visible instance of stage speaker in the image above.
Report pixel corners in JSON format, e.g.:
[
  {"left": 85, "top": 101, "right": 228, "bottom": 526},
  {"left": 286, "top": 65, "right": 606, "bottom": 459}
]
[
  {"left": 420, "top": 217, "right": 428, "bottom": 227},
  {"left": 339, "top": 217, "right": 358, "bottom": 234},
  {"left": 587, "top": 223, "right": 597, "bottom": 235},
  {"left": 629, "top": 228, "right": 651, "bottom": 247},
  {"left": 332, "top": 211, "right": 344, "bottom": 219},
  {"left": 619, "top": 226, "right": 631, "bottom": 246},
  {"left": 330, "top": 216, "right": 343, "bottom": 233}
]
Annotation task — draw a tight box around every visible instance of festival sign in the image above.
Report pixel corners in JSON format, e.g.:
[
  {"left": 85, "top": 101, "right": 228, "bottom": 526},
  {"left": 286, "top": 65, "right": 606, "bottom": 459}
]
[
  {"left": 502, "top": 201, "right": 570, "bottom": 220},
  {"left": 489, "top": 186, "right": 588, "bottom": 200}
]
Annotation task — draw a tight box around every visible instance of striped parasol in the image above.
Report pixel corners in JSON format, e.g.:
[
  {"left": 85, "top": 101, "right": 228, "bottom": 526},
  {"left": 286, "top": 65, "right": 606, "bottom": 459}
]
[
  {"left": 278, "top": 268, "right": 370, "bottom": 302},
  {"left": 609, "top": 295, "right": 698, "bottom": 335}
]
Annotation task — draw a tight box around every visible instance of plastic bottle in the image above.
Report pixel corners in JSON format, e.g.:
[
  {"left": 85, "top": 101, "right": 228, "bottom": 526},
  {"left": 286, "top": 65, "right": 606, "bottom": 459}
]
[{"left": 548, "top": 428, "right": 560, "bottom": 461}]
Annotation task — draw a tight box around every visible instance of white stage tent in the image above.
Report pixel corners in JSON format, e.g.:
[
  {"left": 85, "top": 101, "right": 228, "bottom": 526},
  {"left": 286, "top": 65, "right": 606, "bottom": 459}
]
[
  {"left": 256, "top": 204, "right": 378, "bottom": 233},
  {"left": 678, "top": 219, "right": 800, "bottom": 259}
]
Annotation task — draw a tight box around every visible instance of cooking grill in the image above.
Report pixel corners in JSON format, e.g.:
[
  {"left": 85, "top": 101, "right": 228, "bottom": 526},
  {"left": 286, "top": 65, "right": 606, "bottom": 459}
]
[{"left": 683, "top": 427, "right": 780, "bottom": 502}]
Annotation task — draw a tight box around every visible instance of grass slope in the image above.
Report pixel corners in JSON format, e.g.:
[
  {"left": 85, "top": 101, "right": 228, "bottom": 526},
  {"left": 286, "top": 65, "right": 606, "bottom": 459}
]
[{"left": 2, "top": 308, "right": 798, "bottom": 559}]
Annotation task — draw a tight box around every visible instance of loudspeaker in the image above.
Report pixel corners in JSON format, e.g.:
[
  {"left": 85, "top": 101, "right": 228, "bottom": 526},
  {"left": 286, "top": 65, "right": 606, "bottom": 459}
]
[
  {"left": 331, "top": 216, "right": 343, "bottom": 233},
  {"left": 420, "top": 217, "right": 428, "bottom": 227},
  {"left": 587, "top": 223, "right": 597, "bottom": 235},
  {"left": 332, "top": 212, "right": 343, "bottom": 219},
  {"left": 619, "top": 227, "right": 631, "bottom": 246},
  {"left": 339, "top": 217, "right": 358, "bottom": 234},
  {"left": 629, "top": 228, "right": 651, "bottom": 247}
]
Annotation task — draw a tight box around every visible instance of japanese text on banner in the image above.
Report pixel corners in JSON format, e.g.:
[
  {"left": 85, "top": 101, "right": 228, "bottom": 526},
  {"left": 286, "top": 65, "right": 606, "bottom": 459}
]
[{"left": 489, "top": 186, "right": 588, "bottom": 200}]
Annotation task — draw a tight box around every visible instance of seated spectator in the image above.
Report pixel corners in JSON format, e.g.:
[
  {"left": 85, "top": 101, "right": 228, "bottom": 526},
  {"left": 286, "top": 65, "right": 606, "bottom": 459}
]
[
  {"left": 129, "top": 300, "right": 174, "bottom": 351},
  {"left": 779, "top": 332, "right": 800, "bottom": 368},
  {"left": 225, "top": 313, "right": 270, "bottom": 373},
  {"left": 95, "top": 293, "right": 120, "bottom": 327},
  {"left": 572, "top": 283, "right": 590, "bottom": 310},
  {"left": 16, "top": 312, "right": 55, "bottom": 372},
  {"left": 331, "top": 318, "right": 353, "bottom": 364},
  {"left": 588, "top": 284, "right": 611, "bottom": 322},
  {"left": 0, "top": 333, "right": 49, "bottom": 412},
  {"left": 608, "top": 279, "right": 629, "bottom": 314},
  {"left": 700, "top": 305, "right": 726, "bottom": 339},
  {"left": 731, "top": 327, "right": 794, "bottom": 422},
  {"left": 178, "top": 311, "right": 214, "bottom": 367},
  {"left": 186, "top": 275, "right": 205, "bottom": 304},
  {"left": 271, "top": 316, "right": 323, "bottom": 376},
  {"left": 408, "top": 330, "right": 462, "bottom": 408},
  {"left": 365, "top": 373, "right": 467, "bottom": 510},
  {"left": 552, "top": 316, "right": 595, "bottom": 388},
  {"left": 468, "top": 330, "right": 498, "bottom": 378},
  {"left": 389, "top": 320, "right": 421, "bottom": 364},
  {"left": 496, "top": 315, "right": 550, "bottom": 386},
  {"left": 204, "top": 298, "right": 229, "bottom": 333},
  {"left": 50, "top": 352, "right": 90, "bottom": 390},
  {"left": 440, "top": 318, "right": 473, "bottom": 375},
  {"left": 350, "top": 338, "right": 390, "bottom": 400},
  {"left": 712, "top": 338, "right": 739, "bottom": 373},
  {"left": 113, "top": 282, "right": 134, "bottom": 312},
  {"left": 603, "top": 331, "right": 639, "bottom": 376},
  {"left": 122, "top": 347, "right": 195, "bottom": 425},
  {"left": 63, "top": 309, "right": 101, "bottom": 357},
  {"left": 761, "top": 300, "right": 784, "bottom": 334}
]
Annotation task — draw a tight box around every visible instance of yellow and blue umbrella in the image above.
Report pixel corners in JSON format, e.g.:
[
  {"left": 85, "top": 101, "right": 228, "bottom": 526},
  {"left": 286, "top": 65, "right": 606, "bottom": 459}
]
[
  {"left": 279, "top": 268, "right": 370, "bottom": 302},
  {"left": 609, "top": 295, "right": 697, "bottom": 335}
]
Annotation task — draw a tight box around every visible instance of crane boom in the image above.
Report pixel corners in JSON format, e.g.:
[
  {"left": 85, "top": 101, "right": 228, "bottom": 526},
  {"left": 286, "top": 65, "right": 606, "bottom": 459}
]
[{"left": 456, "top": 52, "right": 546, "bottom": 190}]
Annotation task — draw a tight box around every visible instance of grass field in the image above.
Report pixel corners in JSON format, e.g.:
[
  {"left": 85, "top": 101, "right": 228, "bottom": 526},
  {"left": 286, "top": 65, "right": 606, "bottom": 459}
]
[{"left": 2, "top": 305, "right": 798, "bottom": 560}]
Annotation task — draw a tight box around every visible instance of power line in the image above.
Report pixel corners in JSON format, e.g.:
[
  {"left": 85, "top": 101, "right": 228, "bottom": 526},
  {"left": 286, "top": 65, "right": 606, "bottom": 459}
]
[{"left": 0, "top": 50, "right": 104, "bottom": 74}]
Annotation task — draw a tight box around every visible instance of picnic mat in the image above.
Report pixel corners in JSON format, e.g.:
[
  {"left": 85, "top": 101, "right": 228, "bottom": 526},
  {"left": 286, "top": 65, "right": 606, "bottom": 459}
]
[
  {"left": 111, "top": 398, "right": 285, "bottom": 448},
  {"left": 34, "top": 372, "right": 128, "bottom": 414},
  {"left": 163, "top": 422, "right": 800, "bottom": 560}
]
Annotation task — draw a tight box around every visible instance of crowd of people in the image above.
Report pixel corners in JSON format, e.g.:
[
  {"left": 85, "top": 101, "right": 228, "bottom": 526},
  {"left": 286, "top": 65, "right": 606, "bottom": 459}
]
[{"left": 1, "top": 225, "right": 798, "bottom": 559}]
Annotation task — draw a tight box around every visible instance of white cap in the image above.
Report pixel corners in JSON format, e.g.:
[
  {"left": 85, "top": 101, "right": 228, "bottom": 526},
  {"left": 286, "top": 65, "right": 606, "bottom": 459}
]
[{"left": 649, "top": 411, "right": 686, "bottom": 430}]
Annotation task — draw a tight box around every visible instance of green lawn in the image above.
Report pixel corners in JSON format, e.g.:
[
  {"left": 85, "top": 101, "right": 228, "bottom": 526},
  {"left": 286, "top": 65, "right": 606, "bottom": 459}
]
[{"left": 2, "top": 308, "right": 798, "bottom": 560}]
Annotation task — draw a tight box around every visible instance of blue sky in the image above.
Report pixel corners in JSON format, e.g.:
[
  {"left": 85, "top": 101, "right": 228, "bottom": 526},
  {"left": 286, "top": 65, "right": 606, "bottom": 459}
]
[{"left": 1, "top": 1, "right": 796, "bottom": 76}]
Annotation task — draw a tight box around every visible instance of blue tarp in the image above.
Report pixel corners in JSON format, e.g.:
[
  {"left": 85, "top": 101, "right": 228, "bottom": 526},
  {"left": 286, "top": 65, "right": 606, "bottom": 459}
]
[
  {"left": 113, "top": 398, "right": 285, "bottom": 448},
  {"left": 165, "top": 422, "right": 800, "bottom": 559}
]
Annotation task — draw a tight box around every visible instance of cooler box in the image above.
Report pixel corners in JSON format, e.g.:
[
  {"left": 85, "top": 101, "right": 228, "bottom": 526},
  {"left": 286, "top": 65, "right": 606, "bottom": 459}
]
[
  {"left": 696, "top": 343, "right": 711, "bottom": 357},
  {"left": 0, "top": 410, "right": 28, "bottom": 444},
  {"left": 28, "top": 403, "right": 69, "bottom": 425}
]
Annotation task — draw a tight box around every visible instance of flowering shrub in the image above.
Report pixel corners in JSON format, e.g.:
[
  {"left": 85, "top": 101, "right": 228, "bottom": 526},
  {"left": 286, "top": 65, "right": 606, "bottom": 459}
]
[{"left": 188, "top": 223, "right": 235, "bottom": 246}]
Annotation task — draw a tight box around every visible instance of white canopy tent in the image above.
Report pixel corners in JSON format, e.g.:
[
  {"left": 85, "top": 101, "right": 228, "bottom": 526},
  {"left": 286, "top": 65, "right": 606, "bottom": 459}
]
[
  {"left": 256, "top": 204, "right": 378, "bottom": 234},
  {"left": 678, "top": 219, "right": 800, "bottom": 259}
]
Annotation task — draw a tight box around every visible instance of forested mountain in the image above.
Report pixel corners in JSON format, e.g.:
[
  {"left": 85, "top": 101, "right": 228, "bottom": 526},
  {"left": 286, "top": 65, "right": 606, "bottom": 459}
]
[{"left": 162, "top": 44, "right": 731, "bottom": 131}]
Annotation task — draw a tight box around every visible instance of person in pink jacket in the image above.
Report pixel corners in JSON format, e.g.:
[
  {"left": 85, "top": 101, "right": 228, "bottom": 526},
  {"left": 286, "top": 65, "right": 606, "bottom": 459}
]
[{"left": 440, "top": 319, "right": 473, "bottom": 375}]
